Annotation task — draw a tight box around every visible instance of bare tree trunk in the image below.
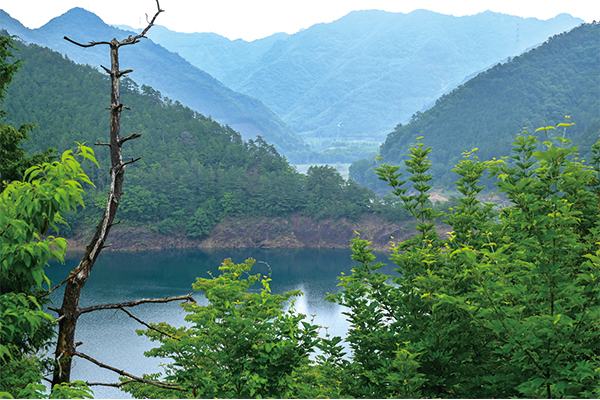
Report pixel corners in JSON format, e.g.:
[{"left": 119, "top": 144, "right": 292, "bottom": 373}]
[{"left": 51, "top": 2, "right": 163, "bottom": 386}]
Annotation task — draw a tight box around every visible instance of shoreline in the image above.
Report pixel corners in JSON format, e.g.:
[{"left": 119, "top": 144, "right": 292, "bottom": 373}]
[{"left": 64, "top": 214, "right": 437, "bottom": 253}]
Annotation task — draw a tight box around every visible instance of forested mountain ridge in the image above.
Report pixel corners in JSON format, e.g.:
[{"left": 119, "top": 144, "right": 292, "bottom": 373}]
[
  {"left": 139, "top": 10, "right": 583, "bottom": 145},
  {"left": 1, "top": 38, "right": 414, "bottom": 248},
  {"left": 351, "top": 22, "right": 600, "bottom": 192},
  {"left": 0, "top": 8, "right": 309, "bottom": 161},
  {"left": 3, "top": 23, "right": 599, "bottom": 399}
]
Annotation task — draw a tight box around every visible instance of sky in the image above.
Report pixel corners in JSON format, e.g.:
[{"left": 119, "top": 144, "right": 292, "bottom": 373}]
[{"left": 2, "top": 0, "right": 599, "bottom": 41}]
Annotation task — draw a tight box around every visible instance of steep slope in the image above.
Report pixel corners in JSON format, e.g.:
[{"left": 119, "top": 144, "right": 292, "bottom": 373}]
[
  {"left": 350, "top": 23, "right": 600, "bottom": 192},
  {"left": 0, "top": 8, "right": 308, "bottom": 161},
  {"left": 3, "top": 40, "right": 399, "bottom": 242},
  {"left": 142, "top": 10, "right": 583, "bottom": 144}
]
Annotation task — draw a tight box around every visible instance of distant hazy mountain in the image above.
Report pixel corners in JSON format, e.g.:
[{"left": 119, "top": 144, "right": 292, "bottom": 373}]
[
  {"left": 0, "top": 8, "right": 308, "bottom": 160},
  {"left": 141, "top": 10, "right": 583, "bottom": 144},
  {"left": 349, "top": 22, "right": 600, "bottom": 192}
]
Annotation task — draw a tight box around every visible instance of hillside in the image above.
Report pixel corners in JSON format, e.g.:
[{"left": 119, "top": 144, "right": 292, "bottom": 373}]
[
  {"left": 141, "top": 10, "right": 583, "bottom": 146},
  {"left": 0, "top": 8, "right": 309, "bottom": 161},
  {"left": 350, "top": 22, "right": 600, "bottom": 192},
  {"left": 2, "top": 38, "right": 417, "bottom": 247}
]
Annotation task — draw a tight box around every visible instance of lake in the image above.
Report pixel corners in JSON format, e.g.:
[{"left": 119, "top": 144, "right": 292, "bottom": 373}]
[{"left": 45, "top": 247, "right": 396, "bottom": 399}]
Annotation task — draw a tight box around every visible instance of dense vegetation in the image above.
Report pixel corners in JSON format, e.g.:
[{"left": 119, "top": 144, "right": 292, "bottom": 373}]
[
  {"left": 351, "top": 22, "right": 600, "bottom": 193},
  {"left": 123, "top": 130, "right": 600, "bottom": 399},
  {"left": 0, "top": 8, "right": 308, "bottom": 161},
  {"left": 0, "top": 34, "right": 94, "bottom": 398},
  {"left": 2, "top": 27, "right": 599, "bottom": 398},
  {"left": 144, "top": 10, "right": 581, "bottom": 145},
  {"left": 1, "top": 38, "right": 410, "bottom": 239},
  {"left": 0, "top": 8, "right": 583, "bottom": 164}
]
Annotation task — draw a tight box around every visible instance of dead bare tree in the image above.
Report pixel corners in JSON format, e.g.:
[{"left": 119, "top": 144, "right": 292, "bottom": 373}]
[{"left": 47, "top": 1, "right": 193, "bottom": 391}]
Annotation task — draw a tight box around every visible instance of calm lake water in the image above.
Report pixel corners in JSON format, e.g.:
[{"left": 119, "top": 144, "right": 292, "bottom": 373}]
[{"left": 45, "top": 247, "right": 396, "bottom": 399}]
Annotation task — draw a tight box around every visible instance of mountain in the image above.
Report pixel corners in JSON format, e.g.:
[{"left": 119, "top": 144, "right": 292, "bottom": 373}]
[
  {"left": 3, "top": 39, "right": 399, "bottom": 241},
  {"left": 0, "top": 8, "right": 308, "bottom": 161},
  {"left": 349, "top": 22, "right": 600, "bottom": 192},
  {"left": 140, "top": 10, "right": 583, "bottom": 145}
]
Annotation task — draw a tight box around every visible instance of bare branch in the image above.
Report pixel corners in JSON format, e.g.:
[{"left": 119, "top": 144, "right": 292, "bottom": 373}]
[
  {"left": 94, "top": 142, "right": 111, "bottom": 147},
  {"left": 41, "top": 263, "right": 87, "bottom": 299},
  {"left": 79, "top": 293, "right": 195, "bottom": 314},
  {"left": 120, "top": 1, "right": 164, "bottom": 47},
  {"left": 120, "top": 133, "right": 142, "bottom": 145},
  {"left": 63, "top": 2, "right": 162, "bottom": 49},
  {"left": 56, "top": 349, "right": 67, "bottom": 378},
  {"left": 110, "top": 103, "right": 130, "bottom": 112},
  {"left": 117, "top": 69, "right": 133, "bottom": 77},
  {"left": 42, "top": 279, "right": 69, "bottom": 300},
  {"left": 42, "top": 263, "right": 89, "bottom": 300},
  {"left": 122, "top": 157, "right": 142, "bottom": 166},
  {"left": 119, "top": 307, "right": 181, "bottom": 341},
  {"left": 63, "top": 36, "right": 111, "bottom": 48},
  {"left": 85, "top": 379, "right": 176, "bottom": 390},
  {"left": 73, "top": 351, "right": 187, "bottom": 392},
  {"left": 86, "top": 380, "right": 132, "bottom": 388},
  {"left": 100, "top": 65, "right": 111, "bottom": 75},
  {"left": 53, "top": 0, "right": 165, "bottom": 386}
]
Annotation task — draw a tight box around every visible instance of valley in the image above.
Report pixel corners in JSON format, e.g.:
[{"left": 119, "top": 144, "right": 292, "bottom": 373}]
[
  {"left": 1, "top": 6, "right": 599, "bottom": 398},
  {"left": 0, "top": 8, "right": 584, "bottom": 164}
]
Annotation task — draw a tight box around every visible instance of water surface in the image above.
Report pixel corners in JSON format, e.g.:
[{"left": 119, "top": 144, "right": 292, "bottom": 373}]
[{"left": 45, "top": 248, "right": 396, "bottom": 399}]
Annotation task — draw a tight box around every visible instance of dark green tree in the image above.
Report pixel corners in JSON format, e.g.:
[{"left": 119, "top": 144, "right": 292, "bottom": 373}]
[
  {"left": 0, "top": 33, "right": 54, "bottom": 187},
  {"left": 0, "top": 140, "right": 97, "bottom": 398},
  {"left": 329, "top": 126, "right": 600, "bottom": 398}
]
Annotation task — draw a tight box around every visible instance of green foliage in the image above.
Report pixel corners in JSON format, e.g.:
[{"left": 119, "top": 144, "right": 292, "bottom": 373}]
[
  {"left": 352, "top": 22, "right": 600, "bottom": 192},
  {"left": 329, "top": 124, "right": 600, "bottom": 398},
  {"left": 0, "top": 33, "right": 93, "bottom": 398},
  {"left": 375, "top": 138, "right": 444, "bottom": 242},
  {"left": 0, "top": 293, "right": 54, "bottom": 360},
  {"left": 461, "top": 133, "right": 600, "bottom": 398},
  {"left": 0, "top": 352, "right": 49, "bottom": 398},
  {"left": 0, "top": 33, "right": 55, "bottom": 186},
  {"left": 123, "top": 258, "right": 322, "bottom": 399},
  {"left": 0, "top": 145, "right": 97, "bottom": 398},
  {"left": 0, "top": 121, "right": 56, "bottom": 187},
  {"left": 186, "top": 199, "right": 220, "bottom": 237},
  {"left": 1, "top": 41, "right": 409, "bottom": 236},
  {"left": 119, "top": 122, "right": 597, "bottom": 399},
  {"left": 1, "top": 146, "right": 97, "bottom": 293},
  {"left": 0, "top": 380, "right": 94, "bottom": 399},
  {"left": 303, "top": 165, "right": 373, "bottom": 221},
  {"left": 0, "top": 32, "right": 22, "bottom": 105},
  {"left": 326, "top": 238, "right": 427, "bottom": 398}
]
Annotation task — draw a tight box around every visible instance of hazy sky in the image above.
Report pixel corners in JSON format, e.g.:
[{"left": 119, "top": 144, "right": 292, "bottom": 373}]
[{"left": 2, "top": 0, "right": 599, "bottom": 41}]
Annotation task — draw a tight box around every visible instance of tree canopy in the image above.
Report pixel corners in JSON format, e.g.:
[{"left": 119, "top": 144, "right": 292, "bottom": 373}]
[
  {"left": 2, "top": 39, "right": 410, "bottom": 239},
  {"left": 116, "top": 125, "right": 600, "bottom": 399},
  {"left": 1, "top": 35, "right": 96, "bottom": 397}
]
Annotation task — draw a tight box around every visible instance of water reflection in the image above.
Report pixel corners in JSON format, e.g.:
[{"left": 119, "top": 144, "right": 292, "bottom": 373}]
[{"left": 45, "top": 248, "right": 396, "bottom": 399}]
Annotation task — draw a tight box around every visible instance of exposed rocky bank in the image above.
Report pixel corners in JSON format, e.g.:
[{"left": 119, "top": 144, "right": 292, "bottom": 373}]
[{"left": 66, "top": 214, "right": 444, "bottom": 253}]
